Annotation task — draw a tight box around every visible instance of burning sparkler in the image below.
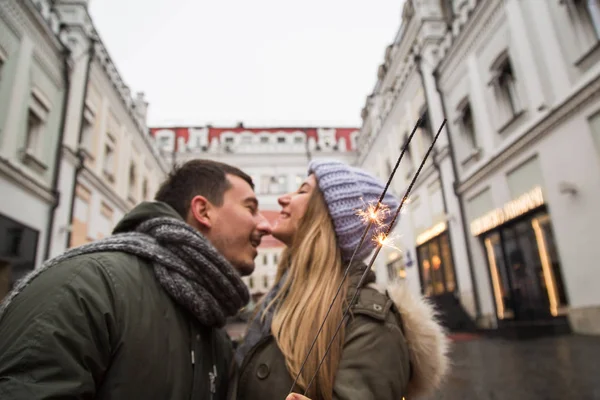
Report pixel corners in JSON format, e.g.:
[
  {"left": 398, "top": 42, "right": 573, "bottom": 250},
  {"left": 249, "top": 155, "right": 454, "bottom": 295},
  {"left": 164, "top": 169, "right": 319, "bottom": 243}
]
[
  {"left": 355, "top": 201, "right": 390, "bottom": 226},
  {"left": 302, "top": 119, "right": 448, "bottom": 395},
  {"left": 373, "top": 232, "right": 403, "bottom": 253},
  {"left": 288, "top": 116, "right": 424, "bottom": 395}
]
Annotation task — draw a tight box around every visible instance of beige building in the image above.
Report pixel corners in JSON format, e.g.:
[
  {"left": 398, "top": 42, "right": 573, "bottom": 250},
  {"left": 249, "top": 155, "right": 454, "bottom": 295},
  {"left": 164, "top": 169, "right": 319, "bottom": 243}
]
[
  {"left": 46, "top": 0, "right": 168, "bottom": 256},
  {"left": 0, "top": 0, "right": 68, "bottom": 295}
]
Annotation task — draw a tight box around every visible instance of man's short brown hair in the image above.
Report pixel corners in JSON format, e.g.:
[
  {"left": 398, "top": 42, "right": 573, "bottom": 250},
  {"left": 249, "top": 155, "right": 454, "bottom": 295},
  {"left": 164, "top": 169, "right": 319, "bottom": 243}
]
[{"left": 155, "top": 160, "right": 254, "bottom": 219}]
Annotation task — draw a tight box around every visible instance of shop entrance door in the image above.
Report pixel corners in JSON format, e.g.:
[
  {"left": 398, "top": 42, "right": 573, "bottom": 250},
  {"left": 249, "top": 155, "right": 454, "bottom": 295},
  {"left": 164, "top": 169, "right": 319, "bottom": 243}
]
[{"left": 483, "top": 211, "right": 567, "bottom": 321}]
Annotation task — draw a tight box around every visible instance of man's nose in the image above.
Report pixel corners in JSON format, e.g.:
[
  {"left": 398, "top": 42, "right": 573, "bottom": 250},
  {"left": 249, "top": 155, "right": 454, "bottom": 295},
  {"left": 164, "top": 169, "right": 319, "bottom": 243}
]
[{"left": 256, "top": 213, "right": 272, "bottom": 236}]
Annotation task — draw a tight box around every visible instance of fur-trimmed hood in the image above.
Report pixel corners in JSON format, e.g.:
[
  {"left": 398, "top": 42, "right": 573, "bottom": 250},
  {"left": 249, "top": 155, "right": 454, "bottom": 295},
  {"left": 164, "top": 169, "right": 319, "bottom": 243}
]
[{"left": 373, "top": 281, "right": 451, "bottom": 398}]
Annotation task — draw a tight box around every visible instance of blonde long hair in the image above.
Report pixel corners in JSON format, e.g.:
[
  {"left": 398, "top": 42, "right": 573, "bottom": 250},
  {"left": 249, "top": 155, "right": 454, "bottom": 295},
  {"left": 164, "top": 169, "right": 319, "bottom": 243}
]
[{"left": 263, "top": 186, "right": 347, "bottom": 400}]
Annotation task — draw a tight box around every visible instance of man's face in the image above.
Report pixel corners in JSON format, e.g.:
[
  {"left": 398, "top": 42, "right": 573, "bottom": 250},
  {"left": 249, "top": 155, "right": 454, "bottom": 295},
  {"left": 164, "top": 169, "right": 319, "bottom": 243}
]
[{"left": 203, "top": 175, "right": 272, "bottom": 276}]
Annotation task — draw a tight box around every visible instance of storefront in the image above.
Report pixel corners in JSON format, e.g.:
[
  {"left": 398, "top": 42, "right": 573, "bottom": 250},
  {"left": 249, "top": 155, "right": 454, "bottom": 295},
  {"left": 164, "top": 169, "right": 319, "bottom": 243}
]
[
  {"left": 415, "top": 222, "right": 457, "bottom": 297},
  {"left": 0, "top": 213, "right": 39, "bottom": 302},
  {"left": 470, "top": 187, "right": 568, "bottom": 322}
]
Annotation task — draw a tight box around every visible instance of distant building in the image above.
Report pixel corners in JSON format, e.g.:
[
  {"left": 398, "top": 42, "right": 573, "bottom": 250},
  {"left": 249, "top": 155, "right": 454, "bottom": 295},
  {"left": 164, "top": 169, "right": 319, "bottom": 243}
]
[{"left": 150, "top": 125, "right": 358, "bottom": 297}]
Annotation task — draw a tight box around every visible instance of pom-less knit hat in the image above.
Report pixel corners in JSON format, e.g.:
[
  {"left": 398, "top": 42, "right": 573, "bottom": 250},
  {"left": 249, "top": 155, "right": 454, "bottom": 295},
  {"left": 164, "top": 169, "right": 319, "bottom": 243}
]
[{"left": 308, "top": 159, "right": 401, "bottom": 262}]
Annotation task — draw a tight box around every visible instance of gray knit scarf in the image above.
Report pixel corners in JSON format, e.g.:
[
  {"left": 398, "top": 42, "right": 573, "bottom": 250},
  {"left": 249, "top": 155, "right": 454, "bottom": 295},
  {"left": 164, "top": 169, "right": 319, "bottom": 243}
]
[{"left": 0, "top": 217, "right": 249, "bottom": 328}]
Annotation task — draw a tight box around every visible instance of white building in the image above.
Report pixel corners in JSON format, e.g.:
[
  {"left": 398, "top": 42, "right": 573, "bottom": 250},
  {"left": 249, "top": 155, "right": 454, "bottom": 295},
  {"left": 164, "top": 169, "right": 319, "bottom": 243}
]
[
  {"left": 357, "top": 0, "right": 477, "bottom": 332},
  {"left": 47, "top": 0, "right": 169, "bottom": 255},
  {"left": 0, "top": 0, "right": 68, "bottom": 298},
  {"left": 360, "top": 0, "right": 600, "bottom": 336},
  {"left": 150, "top": 125, "right": 358, "bottom": 299},
  {"left": 435, "top": 0, "right": 600, "bottom": 335}
]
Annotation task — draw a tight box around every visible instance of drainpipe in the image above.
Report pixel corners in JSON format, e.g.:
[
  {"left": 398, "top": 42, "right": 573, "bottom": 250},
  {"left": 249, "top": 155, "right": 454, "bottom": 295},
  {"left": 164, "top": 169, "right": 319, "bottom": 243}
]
[
  {"left": 43, "top": 23, "right": 72, "bottom": 261},
  {"left": 65, "top": 36, "right": 96, "bottom": 249},
  {"left": 415, "top": 51, "right": 482, "bottom": 320}
]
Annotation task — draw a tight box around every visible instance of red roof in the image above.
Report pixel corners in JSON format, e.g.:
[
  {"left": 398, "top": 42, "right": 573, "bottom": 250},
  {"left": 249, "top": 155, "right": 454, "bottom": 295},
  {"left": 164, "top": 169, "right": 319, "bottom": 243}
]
[{"left": 150, "top": 126, "right": 358, "bottom": 152}]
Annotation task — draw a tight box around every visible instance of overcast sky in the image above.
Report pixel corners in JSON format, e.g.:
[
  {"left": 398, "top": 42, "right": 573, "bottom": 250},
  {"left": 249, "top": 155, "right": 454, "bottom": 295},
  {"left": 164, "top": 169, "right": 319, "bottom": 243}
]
[{"left": 89, "top": 0, "right": 403, "bottom": 128}]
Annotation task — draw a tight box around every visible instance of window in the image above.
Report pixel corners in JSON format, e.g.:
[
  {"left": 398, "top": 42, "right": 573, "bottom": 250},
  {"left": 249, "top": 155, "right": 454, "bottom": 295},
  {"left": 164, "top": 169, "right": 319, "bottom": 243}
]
[
  {"left": 274, "top": 253, "right": 279, "bottom": 265},
  {"left": 0, "top": 214, "right": 39, "bottom": 299},
  {"left": 263, "top": 254, "right": 268, "bottom": 265},
  {"left": 248, "top": 277, "right": 254, "bottom": 289},
  {"left": 387, "top": 255, "right": 406, "bottom": 281},
  {"left": 294, "top": 136, "right": 304, "bottom": 144},
  {"left": 417, "top": 109, "right": 433, "bottom": 143},
  {"left": 401, "top": 133, "right": 414, "bottom": 179},
  {"left": 103, "top": 144, "right": 115, "bottom": 182},
  {"left": 277, "top": 136, "right": 286, "bottom": 144},
  {"left": 128, "top": 163, "right": 137, "bottom": 201},
  {"left": 457, "top": 101, "right": 477, "bottom": 149},
  {"left": 490, "top": 55, "right": 522, "bottom": 129},
  {"left": 263, "top": 275, "right": 269, "bottom": 288},
  {"left": 241, "top": 135, "right": 252, "bottom": 145},
  {"left": 142, "top": 178, "right": 149, "bottom": 200},
  {"left": 25, "top": 111, "right": 43, "bottom": 155},
  {"left": 564, "top": 0, "right": 600, "bottom": 54},
  {"left": 0, "top": 54, "right": 5, "bottom": 84},
  {"left": 81, "top": 106, "right": 95, "bottom": 156},
  {"left": 277, "top": 175, "right": 288, "bottom": 193},
  {"left": 25, "top": 91, "right": 50, "bottom": 159},
  {"left": 224, "top": 136, "right": 234, "bottom": 144},
  {"left": 260, "top": 136, "right": 269, "bottom": 144}
]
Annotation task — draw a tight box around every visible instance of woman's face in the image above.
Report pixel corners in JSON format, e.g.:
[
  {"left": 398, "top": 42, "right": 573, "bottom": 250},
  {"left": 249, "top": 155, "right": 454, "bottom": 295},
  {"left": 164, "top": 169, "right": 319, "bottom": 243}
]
[{"left": 271, "top": 174, "right": 317, "bottom": 246}]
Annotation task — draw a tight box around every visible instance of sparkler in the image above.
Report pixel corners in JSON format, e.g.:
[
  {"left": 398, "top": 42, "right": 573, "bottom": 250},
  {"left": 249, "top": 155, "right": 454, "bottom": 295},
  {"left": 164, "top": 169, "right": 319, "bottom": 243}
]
[
  {"left": 302, "top": 118, "right": 447, "bottom": 396},
  {"left": 288, "top": 116, "right": 423, "bottom": 394},
  {"left": 356, "top": 201, "right": 390, "bottom": 226}
]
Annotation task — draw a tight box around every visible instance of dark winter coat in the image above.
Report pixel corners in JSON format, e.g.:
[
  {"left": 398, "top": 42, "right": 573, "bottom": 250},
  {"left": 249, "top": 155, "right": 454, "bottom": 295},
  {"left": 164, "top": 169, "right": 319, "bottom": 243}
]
[
  {"left": 0, "top": 202, "right": 233, "bottom": 400},
  {"left": 232, "top": 270, "right": 450, "bottom": 400}
]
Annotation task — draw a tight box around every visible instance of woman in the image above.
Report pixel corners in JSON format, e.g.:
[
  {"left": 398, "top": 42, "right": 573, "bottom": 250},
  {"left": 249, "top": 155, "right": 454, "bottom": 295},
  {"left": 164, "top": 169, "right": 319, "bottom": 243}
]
[{"left": 233, "top": 160, "right": 449, "bottom": 400}]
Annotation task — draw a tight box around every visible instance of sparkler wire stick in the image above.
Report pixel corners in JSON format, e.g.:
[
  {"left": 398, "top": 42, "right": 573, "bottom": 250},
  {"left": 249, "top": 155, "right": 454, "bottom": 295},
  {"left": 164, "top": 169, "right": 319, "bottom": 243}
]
[
  {"left": 303, "top": 119, "right": 447, "bottom": 395},
  {"left": 288, "top": 116, "right": 423, "bottom": 394}
]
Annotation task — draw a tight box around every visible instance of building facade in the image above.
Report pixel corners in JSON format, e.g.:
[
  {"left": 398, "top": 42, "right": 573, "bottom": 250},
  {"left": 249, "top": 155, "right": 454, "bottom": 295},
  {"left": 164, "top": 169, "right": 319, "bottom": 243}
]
[
  {"left": 359, "top": 0, "right": 600, "bottom": 335},
  {"left": 0, "top": 0, "right": 168, "bottom": 302},
  {"left": 357, "top": 0, "right": 477, "bottom": 331},
  {"left": 435, "top": 0, "right": 600, "bottom": 335},
  {"left": 0, "top": 0, "right": 68, "bottom": 299},
  {"left": 150, "top": 125, "right": 358, "bottom": 298},
  {"left": 47, "top": 0, "right": 168, "bottom": 257}
]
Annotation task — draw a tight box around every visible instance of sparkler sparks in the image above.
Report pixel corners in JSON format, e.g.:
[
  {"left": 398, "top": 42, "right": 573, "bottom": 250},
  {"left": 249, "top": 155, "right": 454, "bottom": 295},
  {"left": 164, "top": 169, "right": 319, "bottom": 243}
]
[
  {"left": 373, "top": 232, "right": 403, "bottom": 253},
  {"left": 355, "top": 201, "right": 390, "bottom": 226}
]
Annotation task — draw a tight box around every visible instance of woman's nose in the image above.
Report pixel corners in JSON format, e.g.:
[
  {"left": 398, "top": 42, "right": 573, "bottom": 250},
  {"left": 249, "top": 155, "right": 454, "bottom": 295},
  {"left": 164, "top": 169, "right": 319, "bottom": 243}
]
[{"left": 278, "top": 194, "right": 290, "bottom": 207}]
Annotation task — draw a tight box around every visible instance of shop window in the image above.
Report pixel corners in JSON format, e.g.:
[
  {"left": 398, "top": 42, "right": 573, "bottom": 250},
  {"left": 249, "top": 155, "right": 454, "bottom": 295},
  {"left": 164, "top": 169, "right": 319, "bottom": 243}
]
[
  {"left": 386, "top": 255, "right": 406, "bottom": 281},
  {"left": 0, "top": 214, "right": 39, "bottom": 295},
  {"left": 417, "top": 232, "right": 456, "bottom": 296}
]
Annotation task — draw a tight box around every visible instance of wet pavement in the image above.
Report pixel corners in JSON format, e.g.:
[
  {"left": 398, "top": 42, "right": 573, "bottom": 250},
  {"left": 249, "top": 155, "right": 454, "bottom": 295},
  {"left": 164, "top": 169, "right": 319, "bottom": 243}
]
[{"left": 425, "top": 334, "right": 600, "bottom": 399}]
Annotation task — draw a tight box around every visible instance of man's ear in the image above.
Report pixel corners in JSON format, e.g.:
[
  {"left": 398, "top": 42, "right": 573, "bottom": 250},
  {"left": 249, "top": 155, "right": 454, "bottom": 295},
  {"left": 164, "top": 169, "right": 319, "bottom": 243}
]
[{"left": 188, "top": 195, "right": 213, "bottom": 229}]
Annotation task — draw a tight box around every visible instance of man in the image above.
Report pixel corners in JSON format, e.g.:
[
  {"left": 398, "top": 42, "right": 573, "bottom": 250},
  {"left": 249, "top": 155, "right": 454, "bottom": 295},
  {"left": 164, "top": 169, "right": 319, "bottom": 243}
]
[{"left": 0, "top": 160, "right": 271, "bottom": 399}]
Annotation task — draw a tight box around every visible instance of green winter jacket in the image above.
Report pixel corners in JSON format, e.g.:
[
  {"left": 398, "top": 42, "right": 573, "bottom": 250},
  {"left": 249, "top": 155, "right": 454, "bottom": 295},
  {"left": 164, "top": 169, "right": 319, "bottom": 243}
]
[
  {"left": 232, "top": 269, "right": 450, "bottom": 400},
  {"left": 0, "top": 202, "right": 234, "bottom": 400}
]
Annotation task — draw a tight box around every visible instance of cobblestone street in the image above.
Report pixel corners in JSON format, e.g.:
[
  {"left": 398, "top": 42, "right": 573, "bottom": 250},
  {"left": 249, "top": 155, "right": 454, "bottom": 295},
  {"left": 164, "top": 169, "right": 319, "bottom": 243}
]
[{"left": 426, "top": 335, "right": 600, "bottom": 400}]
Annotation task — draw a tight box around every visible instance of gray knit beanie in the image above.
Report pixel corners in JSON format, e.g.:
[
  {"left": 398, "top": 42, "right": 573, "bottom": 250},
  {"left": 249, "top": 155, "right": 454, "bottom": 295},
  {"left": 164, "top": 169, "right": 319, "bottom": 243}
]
[{"left": 308, "top": 159, "right": 401, "bottom": 262}]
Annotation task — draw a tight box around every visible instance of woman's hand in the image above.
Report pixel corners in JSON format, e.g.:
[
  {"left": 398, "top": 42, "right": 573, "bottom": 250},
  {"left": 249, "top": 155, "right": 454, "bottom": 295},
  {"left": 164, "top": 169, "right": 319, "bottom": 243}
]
[{"left": 286, "top": 394, "right": 311, "bottom": 400}]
